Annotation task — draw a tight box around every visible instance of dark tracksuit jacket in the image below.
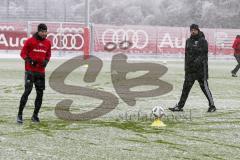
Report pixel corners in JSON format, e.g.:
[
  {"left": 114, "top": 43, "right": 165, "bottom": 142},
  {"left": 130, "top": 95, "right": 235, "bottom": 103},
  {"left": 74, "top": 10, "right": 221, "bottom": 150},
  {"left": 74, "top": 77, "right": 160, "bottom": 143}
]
[
  {"left": 185, "top": 31, "right": 208, "bottom": 81},
  {"left": 178, "top": 31, "right": 215, "bottom": 107}
]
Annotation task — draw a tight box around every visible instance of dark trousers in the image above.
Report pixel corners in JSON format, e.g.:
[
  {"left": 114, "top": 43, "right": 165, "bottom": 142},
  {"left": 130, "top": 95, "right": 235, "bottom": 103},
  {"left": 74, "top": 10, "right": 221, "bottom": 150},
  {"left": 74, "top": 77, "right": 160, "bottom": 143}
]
[
  {"left": 178, "top": 79, "right": 214, "bottom": 108},
  {"left": 18, "top": 72, "right": 45, "bottom": 116},
  {"left": 232, "top": 54, "right": 240, "bottom": 74}
]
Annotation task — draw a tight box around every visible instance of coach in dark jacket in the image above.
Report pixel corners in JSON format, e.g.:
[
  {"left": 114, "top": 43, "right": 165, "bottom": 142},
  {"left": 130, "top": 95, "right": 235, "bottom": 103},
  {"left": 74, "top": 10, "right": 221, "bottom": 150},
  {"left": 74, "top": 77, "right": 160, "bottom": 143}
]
[
  {"left": 185, "top": 29, "right": 208, "bottom": 81},
  {"left": 169, "top": 24, "right": 216, "bottom": 112}
]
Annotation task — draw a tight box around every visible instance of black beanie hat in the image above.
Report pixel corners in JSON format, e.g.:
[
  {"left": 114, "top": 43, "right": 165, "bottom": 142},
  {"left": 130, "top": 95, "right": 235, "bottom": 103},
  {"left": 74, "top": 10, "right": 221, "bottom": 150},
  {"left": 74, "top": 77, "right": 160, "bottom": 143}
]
[
  {"left": 190, "top": 24, "right": 199, "bottom": 31},
  {"left": 38, "top": 23, "right": 47, "bottom": 32}
]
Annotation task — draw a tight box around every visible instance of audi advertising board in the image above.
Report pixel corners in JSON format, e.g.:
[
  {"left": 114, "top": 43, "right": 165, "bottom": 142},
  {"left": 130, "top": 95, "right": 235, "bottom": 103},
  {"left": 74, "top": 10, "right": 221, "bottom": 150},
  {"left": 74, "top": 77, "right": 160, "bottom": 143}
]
[
  {"left": 94, "top": 25, "right": 240, "bottom": 55},
  {"left": 0, "top": 22, "right": 240, "bottom": 55},
  {"left": 0, "top": 22, "right": 85, "bottom": 51},
  {"left": 94, "top": 25, "right": 157, "bottom": 54}
]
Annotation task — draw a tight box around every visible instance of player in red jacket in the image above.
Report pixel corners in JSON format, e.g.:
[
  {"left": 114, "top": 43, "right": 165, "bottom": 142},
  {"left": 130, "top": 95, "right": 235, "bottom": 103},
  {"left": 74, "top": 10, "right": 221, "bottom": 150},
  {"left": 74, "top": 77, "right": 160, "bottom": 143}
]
[
  {"left": 17, "top": 23, "right": 51, "bottom": 123},
  {"left": 231, "top": 35, "right": 240, "bottom": 77}
]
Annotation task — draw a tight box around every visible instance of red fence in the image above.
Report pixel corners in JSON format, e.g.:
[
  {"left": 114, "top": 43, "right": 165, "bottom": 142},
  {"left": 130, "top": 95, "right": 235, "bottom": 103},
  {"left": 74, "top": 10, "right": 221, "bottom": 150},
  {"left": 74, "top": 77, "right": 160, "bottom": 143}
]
[{"left": 0, "top": 22, "right": 239, "bottom": 56}]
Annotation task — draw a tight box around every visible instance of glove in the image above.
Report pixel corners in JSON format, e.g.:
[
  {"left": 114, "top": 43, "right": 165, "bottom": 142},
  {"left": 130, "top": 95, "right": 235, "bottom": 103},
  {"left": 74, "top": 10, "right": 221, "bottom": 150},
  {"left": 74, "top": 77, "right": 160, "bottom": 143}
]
[
  {"left": 42, "top": 60, "right": 49, "bottom": 68},
  {"left": 25, "top": 57, "right": 37, "bottom": 66}
]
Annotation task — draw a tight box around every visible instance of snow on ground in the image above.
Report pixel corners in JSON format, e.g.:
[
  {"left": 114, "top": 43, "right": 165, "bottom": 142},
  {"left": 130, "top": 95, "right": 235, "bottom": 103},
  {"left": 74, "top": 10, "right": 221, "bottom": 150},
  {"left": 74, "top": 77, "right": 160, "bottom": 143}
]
[{"left": 0, "top": 52, "right": 240, "bottom": 159}]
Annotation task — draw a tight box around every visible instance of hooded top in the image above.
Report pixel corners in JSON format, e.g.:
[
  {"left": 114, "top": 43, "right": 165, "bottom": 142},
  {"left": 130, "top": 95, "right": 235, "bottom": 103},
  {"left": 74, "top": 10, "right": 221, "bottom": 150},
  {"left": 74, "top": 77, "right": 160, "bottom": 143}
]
[{"left": 185, "top": 30, "right": 209, "bottom": 80}]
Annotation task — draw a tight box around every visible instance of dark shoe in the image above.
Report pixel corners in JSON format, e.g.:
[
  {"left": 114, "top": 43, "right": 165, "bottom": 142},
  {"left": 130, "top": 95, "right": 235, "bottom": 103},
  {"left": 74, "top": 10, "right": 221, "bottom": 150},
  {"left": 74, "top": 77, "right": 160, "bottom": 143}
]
[
  {"left": 168, "top": 105, "right": 183, "bottom": 112},
  {"left": 207, "top": 106, "right": 216, "bottom": 112},
  {"left": 17, "top": 115, "right": 23, "bottom": 124},
  {"left": 231, "top": 71, "right": 237, "bottom": 77},
  {"left": 31, "top": 115, "right": 40, "bottom": 123}
]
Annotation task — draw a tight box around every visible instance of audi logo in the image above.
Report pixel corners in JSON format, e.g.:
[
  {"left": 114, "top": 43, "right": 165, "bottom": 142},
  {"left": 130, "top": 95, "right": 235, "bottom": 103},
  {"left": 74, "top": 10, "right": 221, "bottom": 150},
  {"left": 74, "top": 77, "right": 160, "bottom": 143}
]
[
  {"left": 47, "top": 33, "right": 84, "bottom": 50},
  {"left": 0, "top": 25, "right": 15, "bottom": 31},
  {"left": 56, "top": 27, "right": 84, "bottom": 33},
  {"left": 102, "top": 29, "right": 149, "bottom": 49}
]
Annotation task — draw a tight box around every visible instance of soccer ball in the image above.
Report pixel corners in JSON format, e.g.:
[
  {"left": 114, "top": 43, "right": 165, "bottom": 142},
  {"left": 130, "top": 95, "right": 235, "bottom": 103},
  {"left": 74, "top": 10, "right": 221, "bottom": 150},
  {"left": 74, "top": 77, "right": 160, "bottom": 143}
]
[{"left": 152, "top": 106, "right": 165, "bottom": 119}]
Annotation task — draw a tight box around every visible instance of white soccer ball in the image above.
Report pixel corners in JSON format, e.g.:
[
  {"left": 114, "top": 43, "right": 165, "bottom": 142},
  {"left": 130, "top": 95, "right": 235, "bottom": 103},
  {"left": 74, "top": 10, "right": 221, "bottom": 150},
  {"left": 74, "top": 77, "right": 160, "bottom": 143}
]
[{"left": 152, "top": 106, "right": 165, "bottom": 118}]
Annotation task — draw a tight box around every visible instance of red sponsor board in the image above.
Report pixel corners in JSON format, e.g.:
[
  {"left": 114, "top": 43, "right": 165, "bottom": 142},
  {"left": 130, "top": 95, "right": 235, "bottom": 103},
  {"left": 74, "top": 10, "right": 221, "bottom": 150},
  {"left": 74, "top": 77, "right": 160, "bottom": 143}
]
[
  {"left": 94, "top": 25, "right": 240, "bottom": 55},
  {"left": 157, "top": 26, "right": 187, "bottom": 55},
  {"left": 0, "top": 22, "right": 85, "bottom": 51},
  {"left": 0, "top": 31, "right": 28, "bottom": 50},
  {"left": 94, "top": 25, "right": 158, "bottom": 54},
  {"left": 0, "top": 22, "right": 240, "bottom": 55}
]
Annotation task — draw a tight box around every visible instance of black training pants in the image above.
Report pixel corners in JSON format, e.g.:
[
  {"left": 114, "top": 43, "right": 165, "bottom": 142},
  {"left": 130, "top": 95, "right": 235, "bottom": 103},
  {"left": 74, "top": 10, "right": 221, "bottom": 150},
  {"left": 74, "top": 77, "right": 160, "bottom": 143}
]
[
  {"left": 178, "top": 79, "right": 214, "bottom": 108},
  {"left": 18, "top": 71, "right": 45, "bottom": 116},
  {"left": 232, "top": 54, "right": 240, "bottom": 74}
]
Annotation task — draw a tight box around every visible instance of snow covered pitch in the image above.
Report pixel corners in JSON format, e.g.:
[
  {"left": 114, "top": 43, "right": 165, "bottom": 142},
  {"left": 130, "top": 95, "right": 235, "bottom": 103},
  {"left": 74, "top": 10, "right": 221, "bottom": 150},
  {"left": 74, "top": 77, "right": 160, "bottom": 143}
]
[{"left": 0, "top": 57, "right": 239, "bottom": 159}]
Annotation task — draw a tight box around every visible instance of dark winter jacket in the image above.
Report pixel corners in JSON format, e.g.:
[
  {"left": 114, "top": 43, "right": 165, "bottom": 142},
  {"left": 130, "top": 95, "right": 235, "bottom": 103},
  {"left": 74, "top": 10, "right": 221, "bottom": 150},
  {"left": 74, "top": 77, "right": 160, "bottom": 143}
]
[{"left": 184, "top": 31, "right": 208, "bottom": 81}]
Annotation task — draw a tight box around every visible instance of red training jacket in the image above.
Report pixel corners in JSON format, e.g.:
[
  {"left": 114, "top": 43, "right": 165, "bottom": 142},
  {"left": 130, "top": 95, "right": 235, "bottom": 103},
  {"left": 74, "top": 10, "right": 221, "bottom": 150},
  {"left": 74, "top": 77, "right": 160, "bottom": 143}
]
[
  {"left": 20, "top": 35, "right": 51, "bottom": 73},
  {"left": 232, "top": 37, "right": 240, "bottom": 54}
]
